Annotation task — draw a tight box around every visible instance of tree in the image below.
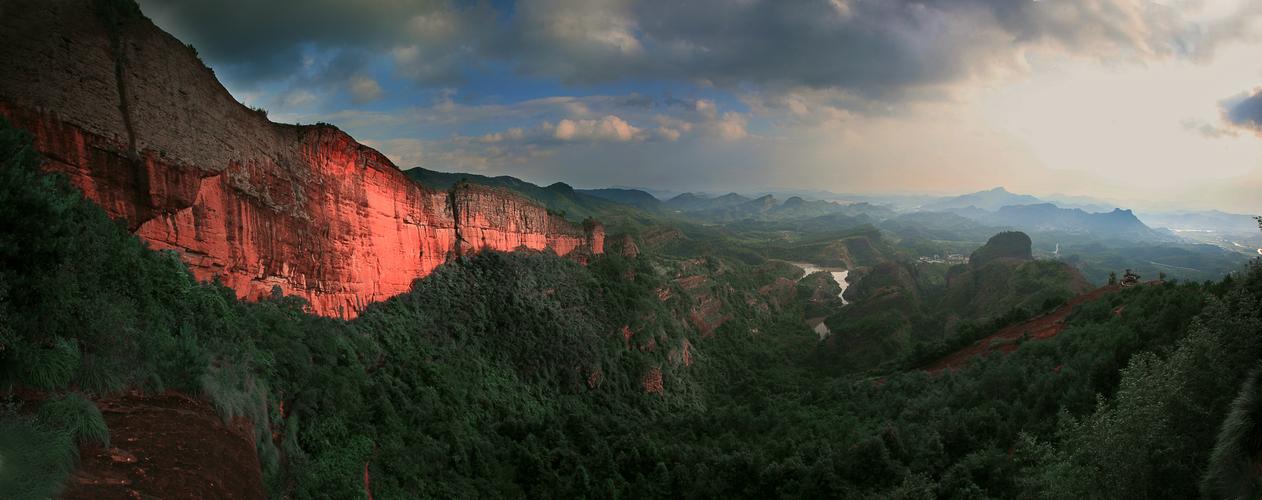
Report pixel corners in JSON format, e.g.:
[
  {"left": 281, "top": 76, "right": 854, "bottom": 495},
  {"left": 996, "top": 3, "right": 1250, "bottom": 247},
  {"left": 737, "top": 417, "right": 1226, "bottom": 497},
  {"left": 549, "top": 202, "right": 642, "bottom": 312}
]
[{"left": 1202, "top": 368, "right": 1262, "bottom": 499}]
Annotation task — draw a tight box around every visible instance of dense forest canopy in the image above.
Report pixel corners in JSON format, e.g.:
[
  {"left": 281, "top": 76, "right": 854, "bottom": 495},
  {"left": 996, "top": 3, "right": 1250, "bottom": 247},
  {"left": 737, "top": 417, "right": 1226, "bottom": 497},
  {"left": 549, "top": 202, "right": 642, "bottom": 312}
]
[{"left": 2, "top": 112, "right": 1262, "bottom": 499}]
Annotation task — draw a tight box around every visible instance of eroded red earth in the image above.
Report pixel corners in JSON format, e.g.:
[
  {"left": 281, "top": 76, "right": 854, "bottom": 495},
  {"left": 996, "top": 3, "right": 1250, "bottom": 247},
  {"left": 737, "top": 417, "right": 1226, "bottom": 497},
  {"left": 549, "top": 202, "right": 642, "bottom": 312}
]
[
  {"left": 60, "top": 391, "right": 265, "bottom": 500},
  {"left": 923, "top": 285, "right": 1122, "bottom": 374}
]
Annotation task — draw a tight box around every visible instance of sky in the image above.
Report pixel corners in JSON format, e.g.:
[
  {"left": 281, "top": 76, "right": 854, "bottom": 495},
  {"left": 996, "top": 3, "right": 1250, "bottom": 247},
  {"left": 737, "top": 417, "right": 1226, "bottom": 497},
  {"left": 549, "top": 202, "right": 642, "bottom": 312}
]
[{"left": 138, "top": 0, "right": 1262, "bottom": 213}]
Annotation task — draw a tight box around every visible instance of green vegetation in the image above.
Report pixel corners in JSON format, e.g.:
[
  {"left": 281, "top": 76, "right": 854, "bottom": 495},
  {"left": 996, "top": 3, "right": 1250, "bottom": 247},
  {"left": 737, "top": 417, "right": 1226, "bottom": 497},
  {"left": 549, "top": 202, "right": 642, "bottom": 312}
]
[
  {"left": 405, "top": 167, "right": 646, "bottom": 226},
  {"left": 0, "top": 410, "right": 82, "bottom": 499},
  {"left": 813, "top": 231, "right": 1089, "bottom": 372},
  {"left": 969, "top": 231, "right": 1033, "bottom": 266},
  {"left": 0, "top": 393, "right": 109, "bottom": 498},
  {"left": 4, "top": 115, "right": 1262, "bottom": 498},
  {"left": 1204, "top": 368, "right": 1262, "bottom": 498}
]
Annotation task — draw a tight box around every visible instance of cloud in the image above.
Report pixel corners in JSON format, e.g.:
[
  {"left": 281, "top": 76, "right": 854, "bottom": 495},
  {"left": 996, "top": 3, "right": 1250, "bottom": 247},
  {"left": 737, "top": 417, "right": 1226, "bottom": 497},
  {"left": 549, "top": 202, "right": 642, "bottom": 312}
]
[
  {"left": 288, "top": 92, "right": 747, "bottom": 143},
  {"left": 648, "top": 114, "right": 699, "bottom": 143},
  {"left": 708, "top": 112, "right": 749, "bottom": 141},
  {"left": 141, "top": 0, "right": 480, "bottom": 76},
  {"left": 329, "top": 92, "right": 761, "bottom": 175},
  {"left": 361, "top": 138, "right": 425, "bottom": 166},
  {"left": 553, "top": 115, "right": 644, "bottom": 141},
  {"left": 130, "top": 1, "right": 1262, "bottom": 211},
  {"left": 141, "top": 0, "right": 1262, "bottom": 104},
  {"left": 280, "top": 89, "right": 319, "bottom": 108},
  {"left": 740, "top": 88, "right": 865, "bottom": 127},
  {"left": 348, "top": 76, "right": 384, "bottom": 104},
  {"left": 1223, "top": 88, "right": 1262, "bottom": 133},
  {"left": 1182, "top": 118, "right": 1238, "bottom": 139}
]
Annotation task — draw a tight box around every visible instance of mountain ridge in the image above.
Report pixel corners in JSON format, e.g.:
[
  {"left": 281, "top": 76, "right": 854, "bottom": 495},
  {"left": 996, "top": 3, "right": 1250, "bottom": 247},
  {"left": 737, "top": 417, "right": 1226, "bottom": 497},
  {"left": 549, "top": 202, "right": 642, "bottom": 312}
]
[{"left": 923, "top": 187, "right": 1043, "bottom": 211}]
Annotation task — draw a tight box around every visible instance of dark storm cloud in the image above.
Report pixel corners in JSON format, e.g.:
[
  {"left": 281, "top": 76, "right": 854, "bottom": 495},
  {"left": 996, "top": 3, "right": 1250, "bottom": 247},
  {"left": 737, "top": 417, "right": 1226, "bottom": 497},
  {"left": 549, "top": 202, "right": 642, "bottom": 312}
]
[
  {"left": 139, "top": 0, "right": 1255, "bottom": 99},
  {"left": 466, "top": 0, "right": 1221, "bottom": 98},
  {"left": 1224, "top": 89, "right": 1262, "bottom": 132},
  {"left": 138, "top": 0, "right": 494, "bottom": 85},
  {"left": 659, "top": 1, "right": 1146, "bottom": 93}
]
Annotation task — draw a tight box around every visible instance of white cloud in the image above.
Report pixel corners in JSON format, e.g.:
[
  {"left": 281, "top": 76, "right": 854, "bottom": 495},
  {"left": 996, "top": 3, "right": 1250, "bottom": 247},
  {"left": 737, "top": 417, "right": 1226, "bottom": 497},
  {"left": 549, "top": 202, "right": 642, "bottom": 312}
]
[
  {"left": 709, "top": 112, "right": 749, "bottom": 141},
  {"left": 281, "top": 89, "right": 319, "bottom": 108},
  {"left": 477, "top": 127, "right": 527, "bottom": 143},
  {"left": 348, "top": 76, "right": 384, "bottom": 104},
  {"left": 361, "top": 138, "right": 425, "bottom": 166},
  {"left": 553, "top": 115, "right": 643, "bottom": 141},
  {"left": 695, "top": 99, "right": 717, "bottom": 119}
]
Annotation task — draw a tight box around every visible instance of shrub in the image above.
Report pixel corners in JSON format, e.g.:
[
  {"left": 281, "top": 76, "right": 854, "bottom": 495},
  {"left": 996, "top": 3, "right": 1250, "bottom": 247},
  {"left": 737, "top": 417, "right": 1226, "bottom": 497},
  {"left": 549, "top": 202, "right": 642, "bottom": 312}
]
[
  {"left": 0, "top": 413, "right": 78, "bottom": 499},
  {"left": 1202, "top": 367, "right": 1262, "bottom": 498},
  {"left": 37, "top": 393, "right": 110, "bottom": 448}
]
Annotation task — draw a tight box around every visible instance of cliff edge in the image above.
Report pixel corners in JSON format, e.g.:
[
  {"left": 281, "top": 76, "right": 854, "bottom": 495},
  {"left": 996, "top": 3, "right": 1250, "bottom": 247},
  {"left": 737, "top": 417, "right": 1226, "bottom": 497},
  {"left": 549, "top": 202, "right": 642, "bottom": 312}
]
[{"left": 0, "top": 0, "right": 603, "bottom": 317}]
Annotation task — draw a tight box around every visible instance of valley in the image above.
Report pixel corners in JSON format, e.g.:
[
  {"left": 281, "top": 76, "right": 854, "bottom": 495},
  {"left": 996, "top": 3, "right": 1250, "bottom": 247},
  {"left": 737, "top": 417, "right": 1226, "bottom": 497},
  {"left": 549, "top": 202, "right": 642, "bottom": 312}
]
[
  {"left": 2, "top": 1, "right": 1262, "bottom": 499},
  {"left": 786, "top": 261, "right": 850, "bottom": 304}
]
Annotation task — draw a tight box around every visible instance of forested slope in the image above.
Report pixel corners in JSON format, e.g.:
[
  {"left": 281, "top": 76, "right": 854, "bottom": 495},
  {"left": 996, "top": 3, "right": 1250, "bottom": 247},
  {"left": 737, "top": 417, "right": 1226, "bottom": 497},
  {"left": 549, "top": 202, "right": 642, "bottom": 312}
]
[{"left": 3, "top": 116, "right": 1262, "bottom": 498}]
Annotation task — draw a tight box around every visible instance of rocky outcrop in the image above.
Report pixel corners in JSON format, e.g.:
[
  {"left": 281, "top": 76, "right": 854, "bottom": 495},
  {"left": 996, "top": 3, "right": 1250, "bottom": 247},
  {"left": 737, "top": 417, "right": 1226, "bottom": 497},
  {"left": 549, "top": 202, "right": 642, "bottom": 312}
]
[
  {"left": 968, "top": 231, "right": 1033, "bottom": 268},
  {"left": 0, "top": 0, "right": 602, "bottom": 317}
]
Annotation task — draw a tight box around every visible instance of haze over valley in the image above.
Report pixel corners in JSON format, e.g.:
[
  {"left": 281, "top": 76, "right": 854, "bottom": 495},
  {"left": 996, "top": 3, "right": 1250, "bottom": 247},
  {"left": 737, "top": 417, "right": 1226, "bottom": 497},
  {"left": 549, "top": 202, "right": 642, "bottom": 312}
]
[{"left": 3, "top": 1, "right": 1262, "bottom": 499}]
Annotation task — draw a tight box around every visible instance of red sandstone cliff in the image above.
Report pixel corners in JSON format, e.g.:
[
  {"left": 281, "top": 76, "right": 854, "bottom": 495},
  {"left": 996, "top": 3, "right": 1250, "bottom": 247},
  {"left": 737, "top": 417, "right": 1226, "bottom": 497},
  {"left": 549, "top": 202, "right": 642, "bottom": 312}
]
[{"left": 0, "top": 0, "right": 603, "bottom": 317}]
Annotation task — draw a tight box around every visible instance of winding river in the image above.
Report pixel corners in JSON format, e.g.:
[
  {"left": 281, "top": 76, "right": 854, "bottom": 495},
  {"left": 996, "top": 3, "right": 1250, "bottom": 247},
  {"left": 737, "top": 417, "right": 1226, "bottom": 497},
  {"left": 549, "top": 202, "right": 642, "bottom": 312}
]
[{"left": 789, "top": 262, "right": 850, "bottom": 305}]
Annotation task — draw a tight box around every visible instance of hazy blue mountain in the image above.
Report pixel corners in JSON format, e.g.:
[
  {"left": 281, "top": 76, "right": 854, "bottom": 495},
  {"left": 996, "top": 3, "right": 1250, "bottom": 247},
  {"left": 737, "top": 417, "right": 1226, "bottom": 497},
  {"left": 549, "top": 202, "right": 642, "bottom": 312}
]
[
  {"left": 1043, "top": 193, "right": 1119, "bottom": 213},
  {"left": 1138, "top": 210, "right": 1260, "bottom": 234},
  {"left": 579, "top": 188, "right": 662, "bottom": 210},
  {"left": 923, "top": 187, "right": 1043, "bottom": 212},
  {"left": 661, "top": 190, "right": 899, "bottom": 223},
  {"left": 664, "top": 192, "right": 753, "bottom": 212},
  {"left": 878, "top": 211, "right": 999, "bottom": 243},
  {"left": 951, "top": 203, "right": 1165, "bottom": 241}
]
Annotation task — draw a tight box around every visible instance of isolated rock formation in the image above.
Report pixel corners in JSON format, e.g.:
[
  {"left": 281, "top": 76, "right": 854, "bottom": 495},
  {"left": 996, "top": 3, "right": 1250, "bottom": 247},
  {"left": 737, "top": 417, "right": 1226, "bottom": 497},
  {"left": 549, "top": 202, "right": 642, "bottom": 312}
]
[
  {"left": 0, "top": 0, "right": 603, "bottom": 317},
  {"left": 968, "top": 231, "right": 1033, "bottom": 267}
]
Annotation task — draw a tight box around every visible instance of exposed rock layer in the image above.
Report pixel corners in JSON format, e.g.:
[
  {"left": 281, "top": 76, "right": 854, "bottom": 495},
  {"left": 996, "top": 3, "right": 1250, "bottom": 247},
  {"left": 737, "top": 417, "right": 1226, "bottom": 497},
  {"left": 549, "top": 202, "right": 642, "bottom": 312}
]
[{"left": 0, "top": 0, "right": 603, "bottom": 317}]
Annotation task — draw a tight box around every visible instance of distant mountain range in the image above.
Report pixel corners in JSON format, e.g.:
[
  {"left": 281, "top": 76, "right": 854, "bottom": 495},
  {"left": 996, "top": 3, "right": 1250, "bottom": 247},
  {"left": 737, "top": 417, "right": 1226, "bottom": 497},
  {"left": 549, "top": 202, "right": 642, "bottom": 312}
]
[
  {"left": 404, "top": 170, "right": 900, "bottom": 226},
  {"left": 403, "top": 171, "right": 1251, "bottom": 245},
  {"left": 920, "top": 187, "right": 1260, "bottom": 240},
  {"left": 1137, "top": 210, "right": 1261, "bottom": 234},
  {"left": 664, "top": 192, "right": 755, "bottom": 212},
  {"left": 921, "top": 187, "right": 1043, "bottom": 212},
  {"left": 947, "top": 203, "right": 1168, "bottom": 241},
  {"left": 579, "top": 188, "right": 662, "bottom": 210},
  {"left": 659, "top": 192, "right": 897, "bottom": 222}
]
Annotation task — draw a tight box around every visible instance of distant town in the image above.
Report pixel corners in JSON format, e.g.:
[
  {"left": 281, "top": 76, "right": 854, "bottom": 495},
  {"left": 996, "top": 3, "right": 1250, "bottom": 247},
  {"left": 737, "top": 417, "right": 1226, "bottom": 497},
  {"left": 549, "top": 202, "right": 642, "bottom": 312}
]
[{"left": 917, "top": 254, "right": 970, "bottom": 265}]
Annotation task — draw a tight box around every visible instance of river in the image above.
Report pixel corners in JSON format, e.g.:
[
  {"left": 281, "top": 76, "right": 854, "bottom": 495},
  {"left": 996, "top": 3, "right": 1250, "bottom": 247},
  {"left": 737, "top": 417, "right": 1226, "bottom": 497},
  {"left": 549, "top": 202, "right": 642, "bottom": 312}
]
[{"left": 789, "top": 262, "right": 850, "bottom": 305}]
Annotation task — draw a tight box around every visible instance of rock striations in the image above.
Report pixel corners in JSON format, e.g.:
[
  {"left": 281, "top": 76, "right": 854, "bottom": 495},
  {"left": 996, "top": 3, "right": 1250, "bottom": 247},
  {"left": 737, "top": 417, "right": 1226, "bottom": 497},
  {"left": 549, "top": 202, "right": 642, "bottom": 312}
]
[{"left": 0, "top": 0, "right": 603, "bottom": 318}]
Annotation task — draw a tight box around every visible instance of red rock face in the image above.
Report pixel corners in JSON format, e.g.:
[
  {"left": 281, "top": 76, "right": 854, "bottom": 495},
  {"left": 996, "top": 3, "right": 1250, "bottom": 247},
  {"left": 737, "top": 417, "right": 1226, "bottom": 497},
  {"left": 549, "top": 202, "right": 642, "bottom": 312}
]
[
  {"left": 0, "top": 1, "right": 602, "bottom": 318},
  {"left": 642, "top": 367, "right": 664, "bottom": 395}
]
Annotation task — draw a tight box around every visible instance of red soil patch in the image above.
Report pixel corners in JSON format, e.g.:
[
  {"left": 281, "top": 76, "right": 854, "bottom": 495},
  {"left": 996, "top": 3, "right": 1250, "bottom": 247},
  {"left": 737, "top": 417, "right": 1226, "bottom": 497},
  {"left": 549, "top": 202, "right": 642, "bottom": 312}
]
[
  {"left": 675, "top": 275, "right": 708, "bottom": 290},
  {"left": 923, "top": 285, "right": 1120, "bottom": 374},
  {"left": 60, "top": 391, "right": 265, "bottom": 500},
  {"left": 643, "top": 367, "right": 665, "bottom": 395}
]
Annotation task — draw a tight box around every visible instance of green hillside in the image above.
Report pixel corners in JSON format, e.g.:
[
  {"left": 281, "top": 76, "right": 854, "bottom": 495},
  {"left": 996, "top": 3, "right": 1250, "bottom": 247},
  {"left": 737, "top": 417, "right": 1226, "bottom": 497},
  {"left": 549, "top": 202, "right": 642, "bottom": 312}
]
[
  {"left": 6, "top": 117, "right": 1262, "bottom": 498},
  {"left": 405, "top": 167, "right": 632, "bottom": 222},
  {"left": 820, "top": 231, "right": 1091, "bottom": 371},
  {"left": 404, "top": 167, "right": 667, "bottom": 232}
]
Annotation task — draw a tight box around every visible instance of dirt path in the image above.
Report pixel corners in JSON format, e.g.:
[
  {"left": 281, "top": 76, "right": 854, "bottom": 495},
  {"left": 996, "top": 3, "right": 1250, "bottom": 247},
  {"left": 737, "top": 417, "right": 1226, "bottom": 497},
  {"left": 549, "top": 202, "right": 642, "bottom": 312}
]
[
  {"left": 60, "top": 391, "right": 266, "bottom": 500},
  {"left": 923, "top": 285, "right": 1121, "bottom": 374}
]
